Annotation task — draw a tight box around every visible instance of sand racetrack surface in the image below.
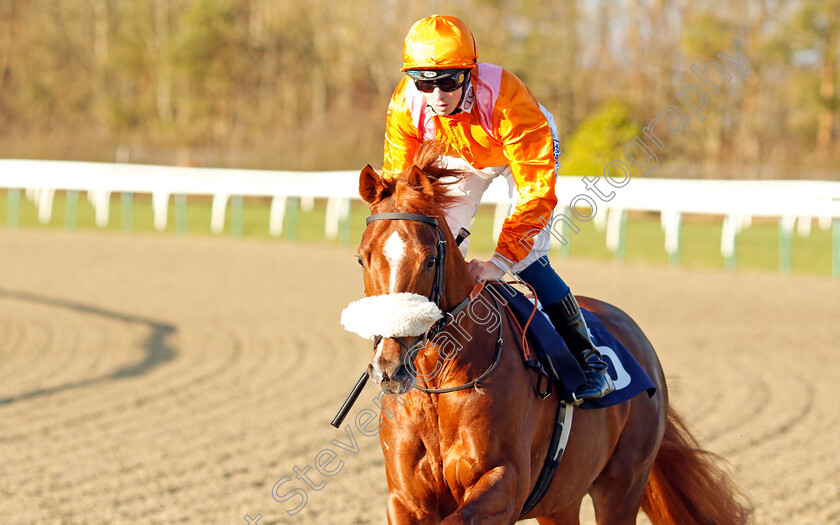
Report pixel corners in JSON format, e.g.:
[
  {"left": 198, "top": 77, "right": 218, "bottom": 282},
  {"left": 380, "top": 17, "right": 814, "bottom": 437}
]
[{"left": 0, "top": 229, "right": 838, "bottom": 524}]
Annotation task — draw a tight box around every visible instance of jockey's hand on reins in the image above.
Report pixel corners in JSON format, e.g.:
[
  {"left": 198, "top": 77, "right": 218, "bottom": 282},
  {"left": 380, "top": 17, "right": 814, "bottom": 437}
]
[{"left": 467, "top": 259, "right": 505, "bottom": 282}]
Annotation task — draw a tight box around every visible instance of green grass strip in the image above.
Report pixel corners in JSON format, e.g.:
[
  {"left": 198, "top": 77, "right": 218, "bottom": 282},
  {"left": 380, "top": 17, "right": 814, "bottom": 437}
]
[{"left": 0, "top": 190, "right": 833, "bottom": 278}]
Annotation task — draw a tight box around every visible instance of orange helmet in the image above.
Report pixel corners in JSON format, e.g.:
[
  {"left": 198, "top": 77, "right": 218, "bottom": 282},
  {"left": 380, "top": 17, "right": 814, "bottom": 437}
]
[{"left": 401, "top": 15, "right": 477, "bottom": 72}]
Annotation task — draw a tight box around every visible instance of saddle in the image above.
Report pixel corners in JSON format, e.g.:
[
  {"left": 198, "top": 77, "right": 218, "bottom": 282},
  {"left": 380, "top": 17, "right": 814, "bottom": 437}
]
[
  {"left": 484, "top": 281, "right": 657, "bottom": 410},
  {"left": 484, "top": 281, "right": 587, "bottom": 400}
]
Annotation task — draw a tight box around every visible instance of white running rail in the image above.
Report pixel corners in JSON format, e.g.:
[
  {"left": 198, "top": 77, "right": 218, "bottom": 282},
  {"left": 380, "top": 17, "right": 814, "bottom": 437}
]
[{"left": 1, "top": 159, "right": 839, "bottom": 275}]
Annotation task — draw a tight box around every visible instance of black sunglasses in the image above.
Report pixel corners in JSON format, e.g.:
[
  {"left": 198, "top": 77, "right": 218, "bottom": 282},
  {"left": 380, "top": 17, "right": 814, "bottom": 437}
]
[{"left": 413, "top": 71, "right": 468, "bottom": 93}]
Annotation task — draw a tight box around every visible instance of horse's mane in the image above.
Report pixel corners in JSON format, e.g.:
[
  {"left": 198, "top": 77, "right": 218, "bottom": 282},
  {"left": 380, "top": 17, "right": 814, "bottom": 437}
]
[{"left": 383, "top": 141, "right": 467, "bottom": 215}]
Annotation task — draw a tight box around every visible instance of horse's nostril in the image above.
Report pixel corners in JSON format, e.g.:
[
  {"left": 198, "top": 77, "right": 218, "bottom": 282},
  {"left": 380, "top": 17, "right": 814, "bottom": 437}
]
[{"left": 392, "top": 364, "right": 413, "bottom": 383}]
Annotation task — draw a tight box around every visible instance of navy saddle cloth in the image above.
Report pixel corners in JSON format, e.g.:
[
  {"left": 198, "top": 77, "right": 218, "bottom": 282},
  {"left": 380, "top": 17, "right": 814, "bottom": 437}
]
[{"left": 487, "top": 283, "right": 656, "bottom": 409}]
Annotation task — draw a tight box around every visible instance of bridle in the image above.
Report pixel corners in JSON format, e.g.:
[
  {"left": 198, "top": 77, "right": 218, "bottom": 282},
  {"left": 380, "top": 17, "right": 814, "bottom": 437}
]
[
  {"left": 366, "top": 212, "right": 450, "bottom": 356},
  {"left": 364, "top": 212, "right": 503, "bottom": 394},
  {"left": 366, "top": 212, "right": 447, "bottom": 306}
]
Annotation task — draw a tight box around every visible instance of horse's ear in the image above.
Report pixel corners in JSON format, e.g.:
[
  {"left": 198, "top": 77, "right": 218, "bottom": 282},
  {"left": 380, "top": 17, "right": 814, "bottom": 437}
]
[
  {"left": 359, "top": 164, "right": 387, "bottom": 204},
  {"left": 407, "top": 165, "right": 434, "bottom": 196}
]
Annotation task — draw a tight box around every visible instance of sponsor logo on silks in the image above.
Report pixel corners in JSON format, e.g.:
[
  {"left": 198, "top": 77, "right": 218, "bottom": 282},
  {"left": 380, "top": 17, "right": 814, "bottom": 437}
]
[{"left": 461, "top": 83, "right": 476, "bottom": 112}]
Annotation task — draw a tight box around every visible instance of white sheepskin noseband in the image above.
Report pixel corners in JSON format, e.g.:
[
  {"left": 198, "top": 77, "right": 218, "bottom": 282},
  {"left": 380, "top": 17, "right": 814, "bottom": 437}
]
[{"left": 340, "top": 293, "right": 443, "bottom": 339}]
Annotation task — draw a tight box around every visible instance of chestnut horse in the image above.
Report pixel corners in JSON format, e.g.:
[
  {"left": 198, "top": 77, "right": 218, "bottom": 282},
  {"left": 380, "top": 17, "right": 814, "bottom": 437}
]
[{"left": 348, "top": 144, "right": 751, "bottom": 524}]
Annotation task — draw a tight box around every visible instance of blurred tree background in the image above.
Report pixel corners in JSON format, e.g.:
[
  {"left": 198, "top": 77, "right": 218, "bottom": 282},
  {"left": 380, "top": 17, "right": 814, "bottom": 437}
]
[{"left": 0, "top": 0, "right": 837, "bottom": 178}]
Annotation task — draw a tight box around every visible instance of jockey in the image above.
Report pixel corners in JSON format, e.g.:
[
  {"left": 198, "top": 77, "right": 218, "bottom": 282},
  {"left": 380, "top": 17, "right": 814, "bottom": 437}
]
[{"left": 382, "top": 15, "right": 614, "bottom": 403}]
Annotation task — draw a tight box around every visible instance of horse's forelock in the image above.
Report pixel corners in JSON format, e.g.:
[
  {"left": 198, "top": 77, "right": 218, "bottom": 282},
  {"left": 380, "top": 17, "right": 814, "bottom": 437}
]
[{"left": 389, "top": 142, "right": 466, "bottom": 215}]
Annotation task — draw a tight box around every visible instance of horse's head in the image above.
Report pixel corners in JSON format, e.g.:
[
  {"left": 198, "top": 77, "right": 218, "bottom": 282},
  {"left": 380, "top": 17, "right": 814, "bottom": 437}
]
[{"left": 341, "top": 143, "right": 473, "bottom": 393}]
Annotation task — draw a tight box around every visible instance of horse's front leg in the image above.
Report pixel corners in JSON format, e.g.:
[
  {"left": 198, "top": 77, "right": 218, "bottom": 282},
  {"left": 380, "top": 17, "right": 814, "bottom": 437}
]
[{"left": 440, "top": 465, "right": 522, "bottom": 524}]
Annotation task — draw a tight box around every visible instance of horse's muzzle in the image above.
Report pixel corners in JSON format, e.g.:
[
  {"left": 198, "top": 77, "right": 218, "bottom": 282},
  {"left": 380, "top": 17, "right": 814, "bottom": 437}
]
[
  {"left": 375, "top": 363, "right": 416, "bottom": 394},
  {"left": 368, "top": 356, "right": 417, "bottom": 394}
]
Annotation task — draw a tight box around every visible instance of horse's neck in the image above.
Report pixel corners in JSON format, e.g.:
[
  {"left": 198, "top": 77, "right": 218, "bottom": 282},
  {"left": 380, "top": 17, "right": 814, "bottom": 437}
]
[
  {"left": 441, "top": 260, "right": 474, "bottom": 312},
  {"left": 415, "top": 284, "right": 503, "bottom": 393},
  {"left": 410, "top": 215, "right": 494, "bottom": 385}
]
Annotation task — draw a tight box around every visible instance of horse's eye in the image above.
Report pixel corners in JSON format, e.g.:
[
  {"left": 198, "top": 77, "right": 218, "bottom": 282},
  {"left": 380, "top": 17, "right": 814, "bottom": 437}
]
[
  {"left": 424, "top": 257, "right": 436, "bottom": 270},
  {"left": 357, "top": 255, "right": 364, "bottom": 267}
]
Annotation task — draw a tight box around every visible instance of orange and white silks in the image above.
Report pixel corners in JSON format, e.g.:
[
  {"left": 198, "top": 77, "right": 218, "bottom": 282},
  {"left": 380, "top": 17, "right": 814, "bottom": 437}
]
[{"left": 383, "top": 63, "right": 559, "bottom": 266}]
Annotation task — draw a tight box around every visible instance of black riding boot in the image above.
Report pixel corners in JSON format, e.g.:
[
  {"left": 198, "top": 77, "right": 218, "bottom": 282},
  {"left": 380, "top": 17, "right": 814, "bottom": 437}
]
[{"left": 544, "top": 292, "right": 615, "bottom": 404}]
